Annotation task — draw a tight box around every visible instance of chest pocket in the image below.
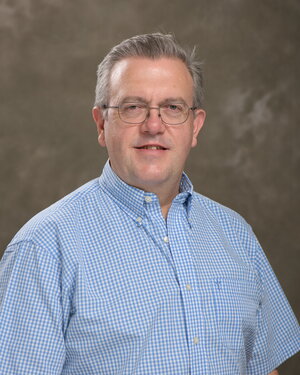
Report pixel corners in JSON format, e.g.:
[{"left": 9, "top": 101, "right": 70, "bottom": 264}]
[{"left": 212, "top": 276, "right": 261, "bottom": 356}]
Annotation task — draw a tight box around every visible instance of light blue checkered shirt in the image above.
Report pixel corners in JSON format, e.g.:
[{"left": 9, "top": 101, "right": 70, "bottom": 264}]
[{"left": 1, "top": 161, "right": 299, "bottom": 374}]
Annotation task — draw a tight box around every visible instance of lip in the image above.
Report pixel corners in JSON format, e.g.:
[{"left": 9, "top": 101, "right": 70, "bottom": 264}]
[{"left": 134, "top": 144, "right": 169, "bottom": 150}]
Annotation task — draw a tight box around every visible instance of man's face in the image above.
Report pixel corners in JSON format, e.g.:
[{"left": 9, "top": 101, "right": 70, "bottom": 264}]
[{"left": 93, "top": 57, "right": 205, "bottom": 194}]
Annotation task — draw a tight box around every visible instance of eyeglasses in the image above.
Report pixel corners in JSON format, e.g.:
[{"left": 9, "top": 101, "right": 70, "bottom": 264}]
[{"left": 102, "top": 102, "right": 197, "bottom": 125}]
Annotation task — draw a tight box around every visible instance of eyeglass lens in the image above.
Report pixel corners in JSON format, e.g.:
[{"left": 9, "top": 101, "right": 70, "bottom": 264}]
[{"left": 118, "top": 103, "right": 190, "bottom": 125}]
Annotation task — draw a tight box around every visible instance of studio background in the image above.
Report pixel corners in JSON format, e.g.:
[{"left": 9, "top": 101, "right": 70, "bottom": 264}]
[{"left": 0, "top": 0, "right": 299, "bottom": 372}]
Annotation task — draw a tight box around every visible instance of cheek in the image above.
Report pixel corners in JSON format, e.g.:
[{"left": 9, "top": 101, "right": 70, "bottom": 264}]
[
  {"left": 178, "top": 129, "right": 194, "bottom": 152},
  {"left": 105, "top": 126, "right": 130, "bottom": 155}
]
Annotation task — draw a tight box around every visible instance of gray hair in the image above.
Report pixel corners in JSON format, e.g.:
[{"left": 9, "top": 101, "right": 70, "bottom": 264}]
[{"left": 94, "top": 33, "right": 204, "bottom": 108}]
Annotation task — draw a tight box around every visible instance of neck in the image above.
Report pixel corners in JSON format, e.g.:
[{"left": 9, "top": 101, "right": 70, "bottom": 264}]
[
  {"left": 143, "top": 180, "right": 181, "bottom": 219},
  {"left": 160, "top": 201, "right": 173, "bottom": 219}
]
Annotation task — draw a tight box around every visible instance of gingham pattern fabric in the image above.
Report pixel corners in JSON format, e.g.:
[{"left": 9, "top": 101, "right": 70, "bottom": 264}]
[{"left": 0, "top": 161, "right": 299, "bottom": 374}]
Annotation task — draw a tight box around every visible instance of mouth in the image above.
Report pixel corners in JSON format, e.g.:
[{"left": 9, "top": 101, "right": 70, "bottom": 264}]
[{"left": 135, "top": 145, "right": 167, "bottom": 150}]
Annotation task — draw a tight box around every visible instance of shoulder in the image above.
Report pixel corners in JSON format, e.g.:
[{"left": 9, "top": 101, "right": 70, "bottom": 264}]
[
  {"left": 191, "top": 192, "right": 259, "bottom": 262},
  {"left": 8, "top": 178, "right": 102, "bottom": 250},
  {"left": 192, "top": 191, "right": 250, "bottom": 229}
]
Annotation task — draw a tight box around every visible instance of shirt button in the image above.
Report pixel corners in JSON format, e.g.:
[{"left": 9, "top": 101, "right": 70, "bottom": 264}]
[
  {"left": 193, "top": 336, "right": 199, "bottom": 345},
  {"left": 144, "top": 196, "right": 152, "bottom": 203},
  {"left": 186, "top": 284, "right": 192, "bottom": 291},
  {"left": 163, "top": 236, "right": 169, "bottom": 243},
  {"left": 137, "top": 217, "right": 143, "bottom": 223}
]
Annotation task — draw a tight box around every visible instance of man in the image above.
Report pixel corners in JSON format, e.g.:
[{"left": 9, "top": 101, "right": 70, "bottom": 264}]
[{"left": 0, "top": 33, "right": 299, "bottom": 374}]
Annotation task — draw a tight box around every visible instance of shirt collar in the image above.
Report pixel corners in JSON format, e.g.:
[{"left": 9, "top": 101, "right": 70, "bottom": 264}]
[{"left": 98, "top": 160, "right": 194, "bottom": 222}]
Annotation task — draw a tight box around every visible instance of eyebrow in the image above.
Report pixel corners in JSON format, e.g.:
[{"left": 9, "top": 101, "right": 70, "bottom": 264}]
[
  {"left": 120, "top": 96, "right": 188, "bottom": 105},
  {"left": 159, "top": 97, "right": 187, "bottom": 105},
  {"left": 120, "top": 96, "right": 148, "bottom": 104}
]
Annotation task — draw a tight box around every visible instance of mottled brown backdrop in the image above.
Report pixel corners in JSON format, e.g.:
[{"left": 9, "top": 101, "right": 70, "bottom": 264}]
[{"left": 0, "top": 0, "right": 299, "bottom": 372}]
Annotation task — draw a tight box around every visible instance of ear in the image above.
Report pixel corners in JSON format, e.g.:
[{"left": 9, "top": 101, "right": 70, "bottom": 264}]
[
  {"left": 191, "top": 109, "right": 206, "bottom": 148},
  {"left": 92, "top": 106, "right": 106, "bottom": 147}
]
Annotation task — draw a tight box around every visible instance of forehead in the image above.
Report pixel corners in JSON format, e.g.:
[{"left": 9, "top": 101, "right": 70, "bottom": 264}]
[{"left": 109, "top": 57, "right": 194, "bottom": 103}]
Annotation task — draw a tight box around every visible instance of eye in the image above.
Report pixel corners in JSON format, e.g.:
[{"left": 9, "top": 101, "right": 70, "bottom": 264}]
[
  {"left": 121, "top": 103, "right": 145, "bottom": 112},
  {"left": 163, "top": 104, "right": 184, "bottom": 113}
]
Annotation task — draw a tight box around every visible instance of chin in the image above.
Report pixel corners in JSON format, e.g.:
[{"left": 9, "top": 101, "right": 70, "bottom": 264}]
[{"left": 134, "top": 173, "right": 170, "bottom": 190}]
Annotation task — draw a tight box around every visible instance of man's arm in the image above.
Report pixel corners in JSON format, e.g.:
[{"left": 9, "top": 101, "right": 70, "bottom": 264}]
[
  {"left": 269, "top": 370, "right": 279, "bottom": 375},
  {"left": 0, "top": 241, "right": 65, "bottom": 373}
]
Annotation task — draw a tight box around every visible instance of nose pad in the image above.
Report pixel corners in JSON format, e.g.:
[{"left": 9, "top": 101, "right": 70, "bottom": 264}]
[
  {"left": 145, "top": 113, "right": 162, "bottom": 123},
  {"left": 142, "top": 108, "right": 164, "bottom": 133},
  {"left": 146, "top": 107, "right": 161, "bottom": 120}
]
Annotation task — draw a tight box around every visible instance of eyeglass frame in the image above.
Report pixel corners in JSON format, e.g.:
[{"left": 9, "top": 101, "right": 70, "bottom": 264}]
[{"left": 101, "top": 102, "right": 198, "bottom": 126}]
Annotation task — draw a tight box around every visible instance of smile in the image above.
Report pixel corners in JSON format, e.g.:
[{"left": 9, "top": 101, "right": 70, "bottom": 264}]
[{"left": 136, "top": 145, "right": 167, "bottom": 150}]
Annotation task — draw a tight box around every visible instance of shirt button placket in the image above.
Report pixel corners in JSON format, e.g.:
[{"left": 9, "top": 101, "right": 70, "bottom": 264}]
[
  {"left": 193, "top": 336, "right": 199, "bottom": 345},
  {"left": 163, "top": 236, "right": 169, "bottom": 244},
  {"left": 136, "top": 217, "right": 143, "bottom": 226}
]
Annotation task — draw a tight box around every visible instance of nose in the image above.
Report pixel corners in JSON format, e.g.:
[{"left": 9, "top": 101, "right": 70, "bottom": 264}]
[{"left": 140, "top": 107, "right": 165, "bottom": 135}]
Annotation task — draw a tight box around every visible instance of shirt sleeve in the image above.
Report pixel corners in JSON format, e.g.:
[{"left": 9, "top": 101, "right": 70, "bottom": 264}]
[
  {"left": 246, "top": 231, "right": 300, "bottom": 374},
  {"left": 0, "top": 241, "right": 66, "bottom": 374}
]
